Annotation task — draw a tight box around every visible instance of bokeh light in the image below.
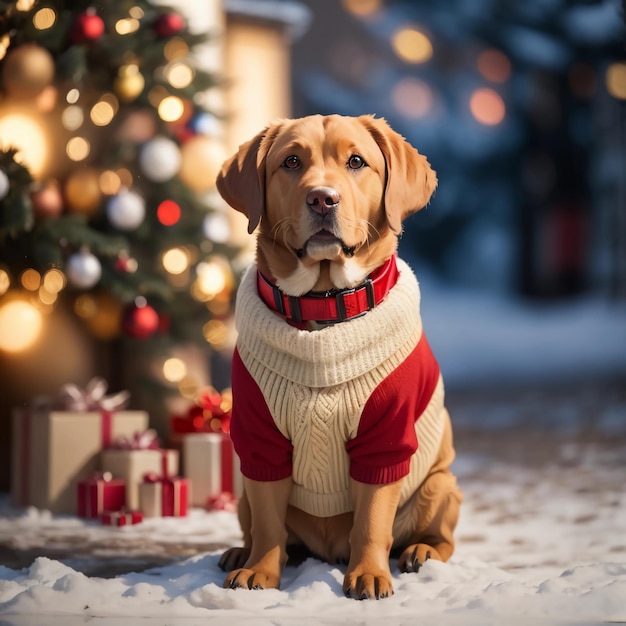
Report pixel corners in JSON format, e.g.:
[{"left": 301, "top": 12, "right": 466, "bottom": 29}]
[
  {"left": 163, "top": 357, "right": 187, "bottom": 383},
  {"left": 157, "top": 200, "right": 181, "bottom": 226},
  {"left": 33, "top": 7, "right": 56, "bottom": 29},
  {"left": 158, "top": 95, "right": 185, "bottom": 122},
  {"left": 66, "top": 137, "right": 90, "bottom": 161},
  {"left": 392, "top": 26, "right": 433, "bottom": 64},
  {"left": 162, "top": 247, "right": 190, "bottom": 275},
  {"left": 167, "top": 63, "right": 194, "bottom": 89},
  {"left": 392, "top": 77, "right": 434, "bottom": 118},
  {"left": 606, "top": 62, "right": 626, "bottom": 100},
  {"left": 0, "top": 113, "right": 49, "bottom": 177},
  {"left": 62, "top": 105, "right": 84, "bottom": 130},
  {"left": 470, "top": 88, "right": 506, "bottom": 125},
  {"left": 477, "top": 49, "right": 512, "bottom": 83},
  {"left": 0, "top": 299, "right": 43, "bottom": 352},
  {"left": 20, "top": 269, "right": 41, "bottom": 291},
  {"left": 0, "top": 270, "right": 10, "bottom": 295},
  {"left": 341, "top": 0, "right": 382, "bottom": 17},
  {"left": 163, "top": 37, "right": 189, "bottom": 61},
  {"left": 90, "top": 95, "right": 118, "bottom": 126},
  {"left": 115, "top": 18, "right": 140, "bottom": 35},
  {"left": 100, "top": 170, "right": 122, "bottom": 195}
]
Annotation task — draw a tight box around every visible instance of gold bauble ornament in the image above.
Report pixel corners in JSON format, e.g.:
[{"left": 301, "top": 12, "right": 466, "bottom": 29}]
[
  {"left": 1, "top": 44, "right": 55, "bottom": 100},
  {"left": 64, "top": 167, "right": 102, "bottom": 215},
  {"left": 114, "top": 65, "right": 145, "bottom": 103},
  {"left": 179, "top": 136, "right": 226, "bottom": 192}
]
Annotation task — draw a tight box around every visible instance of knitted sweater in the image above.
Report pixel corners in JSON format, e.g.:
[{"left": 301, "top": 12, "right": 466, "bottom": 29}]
[{"left": 231, "top": 258, "right": 446, "bottom": 518}]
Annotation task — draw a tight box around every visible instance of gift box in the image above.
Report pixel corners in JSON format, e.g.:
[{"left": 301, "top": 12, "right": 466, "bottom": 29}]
[
  {"left": 139, "top": 475, "right": 189, "bottom": 517},
  {"left": 101, "top": 510, "right": 143, "bottom": 526},
  {"left": 101, "top": 430, "right": 179, "bottom": 510},
  {"left": 77, "top": 473, "right": 126, "bottom": 519},
  {"left": 183, "top": 432, "right": 242, "bottom": 507},
  {"left": 11, "top": 378, "right": 148, "bottom": 514}
]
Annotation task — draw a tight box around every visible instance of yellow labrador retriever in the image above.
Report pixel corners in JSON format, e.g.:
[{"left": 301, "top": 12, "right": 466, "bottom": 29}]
[{"left": 216, "top": 114, "right": 462, "bottom": 600}]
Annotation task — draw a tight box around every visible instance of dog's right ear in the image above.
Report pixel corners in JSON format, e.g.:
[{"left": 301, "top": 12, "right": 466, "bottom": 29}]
[{"left": 215, "top": 123, "right": 283, "bottom": 234}]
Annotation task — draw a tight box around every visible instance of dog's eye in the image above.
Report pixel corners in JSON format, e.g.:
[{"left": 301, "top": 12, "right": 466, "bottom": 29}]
[
  {"left": 347, "top": 155, "right": 366, "bottom": 170},
  {"left": 283, "top": 155, "right": 301, "bottom": 169}
]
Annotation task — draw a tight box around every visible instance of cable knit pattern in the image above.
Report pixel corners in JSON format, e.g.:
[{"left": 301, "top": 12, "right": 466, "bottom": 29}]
[{"left": 235, "top": 258, "right": 446, "bottom": 517}]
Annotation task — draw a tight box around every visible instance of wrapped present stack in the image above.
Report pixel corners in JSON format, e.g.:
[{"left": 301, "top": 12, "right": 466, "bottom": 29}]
[
  {"left": 170, "top": 387, "right": 243, "bottom": 510},
  {"left": 11, "top": 379, "right": 241, "bottom": 523}
]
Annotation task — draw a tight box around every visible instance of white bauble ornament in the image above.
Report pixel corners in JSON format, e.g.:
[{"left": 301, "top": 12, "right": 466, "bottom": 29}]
[
  {"left": 107, "top": 188, "right": 145, "bottom": 230},
  {"left": 203, "top": 212, "right": 231, "bottom": 243},
  {"left": 0, "top": 169, "right": 9, "bottom": 200},
  {"left": 66, "top": 249, "right": 102, "bottom": 289},
  {"left": 138, "top": 136, "right": 181, "bottom": 182}
]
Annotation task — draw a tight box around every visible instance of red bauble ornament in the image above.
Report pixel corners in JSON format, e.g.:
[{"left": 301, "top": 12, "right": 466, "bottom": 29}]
[
  {"left": 153, "top": 13, "right": 184, "bottom": 37},
  {"left": 31, "top": 181, "right": 64, "bottom": 220},
  {"left": 71, "top": 11, "right": 105, "bottom": 44},
  {"left": 122, "top": 301, "right": 160, "bottom": 339}
]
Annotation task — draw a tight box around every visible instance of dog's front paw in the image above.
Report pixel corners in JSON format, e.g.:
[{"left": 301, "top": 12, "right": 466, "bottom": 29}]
[
  {"left": 218, "top": 547, "right": 251, "bottom": 572},
  {"left": 343, "top": 570, "right": 394, "bottom": 600},
  {"left": 398, "top": 543, "right": 441, "bottom": 573},
  {"left": 223, "top": 568, "right": 280, "bottom": 591}
]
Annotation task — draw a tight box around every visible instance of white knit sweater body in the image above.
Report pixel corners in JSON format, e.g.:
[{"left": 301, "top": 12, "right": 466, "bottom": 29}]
[{"left": 235, "top": 258, "right": 445, "bottom": 517}]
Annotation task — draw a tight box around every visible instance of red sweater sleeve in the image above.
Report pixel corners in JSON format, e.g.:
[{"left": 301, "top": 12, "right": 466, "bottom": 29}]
[
  {"left": 346, "top": 334, "right": 440, "bottom": 485},
  {"left": 230, "top": 348, "right": 293, "bottom": 481}
]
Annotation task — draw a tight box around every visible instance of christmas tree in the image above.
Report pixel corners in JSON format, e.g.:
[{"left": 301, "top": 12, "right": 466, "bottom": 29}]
[{"left": 0, "top": 2, "right": 239, "bottom": 424}]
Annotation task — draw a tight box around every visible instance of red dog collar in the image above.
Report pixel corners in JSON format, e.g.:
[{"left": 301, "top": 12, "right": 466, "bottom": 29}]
[{"left": 257, "top": 256, "right": 400, "bottom": 326}]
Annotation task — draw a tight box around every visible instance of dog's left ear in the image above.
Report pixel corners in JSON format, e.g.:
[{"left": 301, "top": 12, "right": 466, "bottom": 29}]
[
  {"left": 359, "top": 115, "right": 437, "bottom": 235},
  {"left": 215, "top": 122, "right": 284, "bottom": 234}
]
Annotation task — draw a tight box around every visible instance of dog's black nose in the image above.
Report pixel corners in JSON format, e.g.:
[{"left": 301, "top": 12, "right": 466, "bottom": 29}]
[{"left": 306, "top": 186, "right": 340, "bottom": 215}]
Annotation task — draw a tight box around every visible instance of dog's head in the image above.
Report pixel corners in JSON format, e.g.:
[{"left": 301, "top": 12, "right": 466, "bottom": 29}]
[{"left": 216, "top": 114, "right": 437, "bottom": 295}]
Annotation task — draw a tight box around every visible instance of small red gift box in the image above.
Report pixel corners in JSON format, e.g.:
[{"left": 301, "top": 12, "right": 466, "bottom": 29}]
[
  {"left": 77, "top": 473, "right": 126, "bottom": 519},
  {"left": 139, "top": 475, "right": 189, "bottom": 518},
  {"left": 101, "top": 510, "right": 143, "bottom": 526}
]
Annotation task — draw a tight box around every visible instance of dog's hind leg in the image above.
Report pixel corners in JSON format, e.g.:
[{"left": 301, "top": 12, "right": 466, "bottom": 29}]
[
  {"left": 218, "top": 490, "right": 252, "bottom": 572},
  {"left": 395, "top": 409, "right": 463, "bottom": 572}
]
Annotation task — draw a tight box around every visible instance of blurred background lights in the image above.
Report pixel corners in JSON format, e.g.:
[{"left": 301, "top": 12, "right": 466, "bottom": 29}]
[
  {"left": 90, "top": 96, "right": 118, "bottom": 126},
  {"left": 66, "top": 88, "right": 80, "bottom": 104},
  {"left": 470, "top": 88, "right": 506, "bottom": 125},
  {"left": 16, "top": 0, "right": 36, "bottom": 10},
  {"left": 195, "top": 260, "right": 227, "bottom": 298},
  {"left": 158, "top": 95, "right": 184, "bottom": 122},
  {"left": 162, "top": 247, "right": 190, "bottom": 275},
  {"left": 163, "top": 357, "right": 187, "bottom": 383},
  {"left": 392, "top": 26, "right": 433, "bottom": 64},
  {"left": 42, "top": 269, "right": 66, "bottom": 293},
  {"left": 202, "top": 319, "right": 228, "bottom": 348},
  {"left": 20, "top": 268, "right": 41, "bottom": 291},
  {"left": 166, "top": 63, "right": 194, "bottom": 89},
  {"left": 62, "top": 105, "right": 84, "bottom": 131},
  {"left": 0, "top": 270, "right": 10, "bottom": 295},
  {"left": 99, "top": 170, "right": 122, "bottom": 195},
  {"left": 33, "top": 7, "right": 56, "bottom": 29},
  {"left": 115, "top": 18, "right": 140, "bottom": 35},
  {"left": 157, "top": 199, "right": 181, "bottom": 226},
  {"left": 0, "top": 299, "right": 43, "bottom": 352},
  {"left": 0, "top": 114, "right": 48, "bottom": 177},
  {"left": 606, "top": 63, "right": 626, "bottom": 100},
  {"left": 341, "top": 0, "right": 382, "bottom": 17},
  {"left": 477, "top": 49, "right": 512, "bottom": 83},
  {"left": 163, "top": 37, "right": 189, "bottom": 61},
  {"left": 392, "top": 77, "right": 434, "bottom": 118},
  {"left": 66, "top": 136, "right": 90, "bottom": 161},
  {"left": 203, "top": 213, "right": 231, "bottom": 243}
]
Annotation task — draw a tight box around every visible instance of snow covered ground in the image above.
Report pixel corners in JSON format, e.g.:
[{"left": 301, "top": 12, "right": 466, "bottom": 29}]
[{"left": 1, "top": 284, "right": 624, "bottom": 625}]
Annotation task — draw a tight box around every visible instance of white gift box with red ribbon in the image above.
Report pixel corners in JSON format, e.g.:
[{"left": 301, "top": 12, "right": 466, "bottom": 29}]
[{"left": 183, "top": 432, "right": 242, "bottom": 507}]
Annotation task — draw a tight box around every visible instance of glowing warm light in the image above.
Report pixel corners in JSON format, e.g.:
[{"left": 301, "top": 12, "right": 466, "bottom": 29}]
[
  {"left": 33, "top": 7, "right": 56, "bottom": 29},
  {"left": 392, "top": 77, "right": 433, "bottom": 118},
  {"left": 36, "top": 85, "right": 57, "bottom": 112},
  {"left": 91, "top": 100, "right": 115, "bottom": 126},
  {"left": 129, "top": 6, "right": 144, "bottom": 19},
  {"left": 16, "top": 0, "right": 36, "bottom": 10},
  {"left": 158, "top": 96, "right": 185, "bottom": 122},
  {"left": 167, "top": 63, "right": 194, "bottom": 89},
  {"left": 196, "top": 261, "right": 226, "bottom": 297},
  {"left": 100, "top": 170, "right": 122, "bottom": 195},
  {"left": 74, "top": 293, "right": 96, "bottom": 318},
  {"left": 477, "top": 49, "right": 511, "bottom": 83},
  {"left": 164, "top": 38, "right": 189, "bottom": 61},
  {"left": 38, "top": 287, "right": 57, "bottom": 305},
  {"left": 162, "top": 247, "right": 190, "bottom": 274},
  {"left": 0, "top": 270, "right": 10, "bottom": 295},
  {"left": 20, "top": 269, "right": 41, "bottom": 291},
  {"left": 66, "top": 137, "right": 90, "bottom": 161},
  {"left": 116, "top": 168, "right": 134, "bottom": 188},
  {"left": 0, "top": 34, "right": 10, "bottom": 61},
  {"left": 62, "top": 105, "right": 84, "bottom": 130},
  {"left": 606, "top": 63, "right": 626, "bottom": 100},
  {"left": 163, "top": 357, "right": 187, "bottom": 382},
  {"left": 470, "top": 88, "right": 505, "bottom": 125},
  {"left": 341, "top": 0, "right": 382, "bottom": 16},
  {"left": 203, "top": 319, "right": 228, "bottom": 348},
  {"left": 178, "top": 375, "right": 199, "bottom": 398},
  {"left": 115, "top": 18, "right": 140, "bottom": 35},
  {"left": 66, "top": 88, "right": 80, "bottom": 104},
  {"left": 392, "top": 27, "right": 433, "bottom": 64},
  {"left": 0, "top": 113, "right": 48, "bottom": 177},
  {"left": 42, "top": 268, "right": 66, "bottom": 293},
  {"left": 157, "top": 200, "right": 181, "bottom": 226},
  {"left": 0, "top": 299, "right": 43, "bottom": 352}
]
